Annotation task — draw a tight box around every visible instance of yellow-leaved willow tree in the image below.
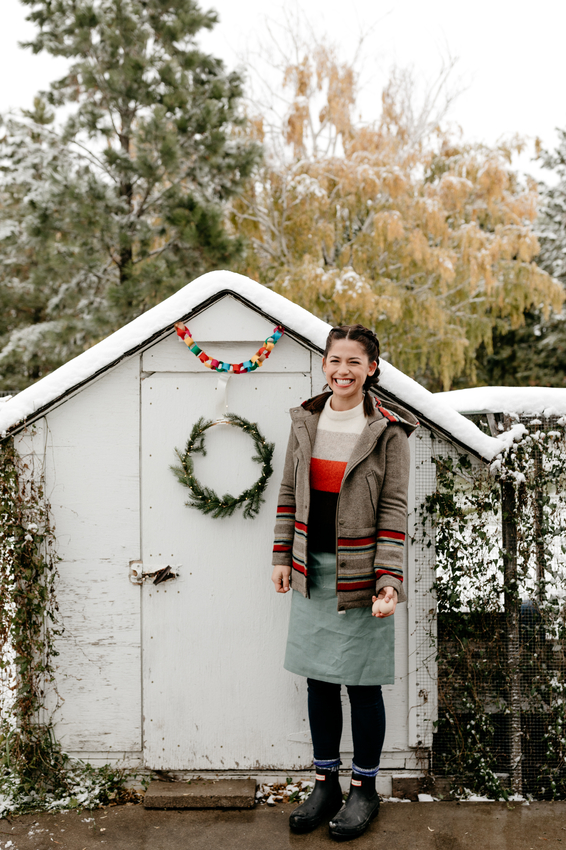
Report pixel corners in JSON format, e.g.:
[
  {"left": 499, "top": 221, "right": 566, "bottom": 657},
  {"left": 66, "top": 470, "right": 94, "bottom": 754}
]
[{"left": 232, "top": 45, "right": 563, "bottom": 389}]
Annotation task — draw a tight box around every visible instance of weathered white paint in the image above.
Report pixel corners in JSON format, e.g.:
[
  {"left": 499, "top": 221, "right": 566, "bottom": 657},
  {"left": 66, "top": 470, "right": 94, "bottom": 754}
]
[
  {"left": 177, "top": 293, "right": 288, "bottom": 342},
  {"left": 142, "top": 335, "right": 310, "bottom": 374},
  {"left": 64, "top": 751, "right": 143, "bottom": 768},
  {"left": 141, "top": 359, "right": 313, "bottom": 769},
  {"left": 27, "top": 358, "right": 142, "bottom": 753},
  {"left": 142, "top": 295, "right": 310, "bottom": 374},
  {"left": 311, "top": 351, "right": 325, "bottom": 398}
]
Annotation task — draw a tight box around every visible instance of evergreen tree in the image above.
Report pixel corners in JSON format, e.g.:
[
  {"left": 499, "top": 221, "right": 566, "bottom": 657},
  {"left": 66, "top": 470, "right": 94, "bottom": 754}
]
[
  {"left": 454, "top": 312, "right": 566, "bottom": 390},
  {"left": 470, "top": 131, "right": 566, "bottom": 389},
  {"left": 0, "top": 0, "right": 260, "bottom": 391},
  {"left": 537, "top": 130, "right": 566, "bottom": 290}
]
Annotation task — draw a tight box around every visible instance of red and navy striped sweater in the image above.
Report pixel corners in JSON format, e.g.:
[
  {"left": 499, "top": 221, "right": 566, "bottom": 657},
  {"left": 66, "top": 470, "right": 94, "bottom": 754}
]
[{"left": 308, "top": 398, "right": 366, "bottom": 553}]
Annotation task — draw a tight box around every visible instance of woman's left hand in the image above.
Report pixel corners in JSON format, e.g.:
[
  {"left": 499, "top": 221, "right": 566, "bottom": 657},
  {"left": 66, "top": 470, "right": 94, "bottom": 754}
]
[{"left": 371, "top": 587, "right": 398, "bottom": 618}]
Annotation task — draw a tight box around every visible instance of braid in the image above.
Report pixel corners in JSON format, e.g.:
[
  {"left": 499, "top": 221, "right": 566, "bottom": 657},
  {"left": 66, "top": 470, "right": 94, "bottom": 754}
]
[{"left": 355, "top": 328, "right": 381, "bottom": 388}]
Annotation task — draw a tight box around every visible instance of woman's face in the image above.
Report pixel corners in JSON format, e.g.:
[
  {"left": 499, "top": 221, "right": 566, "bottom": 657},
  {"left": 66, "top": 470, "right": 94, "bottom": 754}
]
[{"left": 322, "top": 338, "right": 377, "bottom": 408}]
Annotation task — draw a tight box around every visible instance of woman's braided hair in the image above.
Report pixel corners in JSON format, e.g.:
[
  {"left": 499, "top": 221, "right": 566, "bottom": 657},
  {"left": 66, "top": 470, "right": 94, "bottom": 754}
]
[{"left": 304, "top": 324, "right": 381, "bottom": 416}]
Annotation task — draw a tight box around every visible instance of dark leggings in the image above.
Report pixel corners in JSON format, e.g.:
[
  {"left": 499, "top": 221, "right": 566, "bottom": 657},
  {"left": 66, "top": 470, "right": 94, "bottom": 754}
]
[{"left": 307, "top": 678, "right": 386, "bottom": 774}]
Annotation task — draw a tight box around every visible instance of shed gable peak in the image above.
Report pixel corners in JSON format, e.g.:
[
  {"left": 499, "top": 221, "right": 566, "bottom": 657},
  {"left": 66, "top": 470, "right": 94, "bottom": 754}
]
[{"left": 0, "top": 270, "right": 502, "bottom": 463}]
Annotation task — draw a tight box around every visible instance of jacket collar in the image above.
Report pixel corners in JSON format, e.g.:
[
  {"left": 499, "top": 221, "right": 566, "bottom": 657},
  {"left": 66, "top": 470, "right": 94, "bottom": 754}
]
[
  {"left": 290, "top": 404, "right": 319, "bottom": 461},
  {"left": 289, "top": 390, "right": 419, "bottom": 468},
  {"left": 290, "top": 391, "right": 419, "bottom": 435},
  {"left": 289, "top": 392, "right": 389, "bottom": 463}
]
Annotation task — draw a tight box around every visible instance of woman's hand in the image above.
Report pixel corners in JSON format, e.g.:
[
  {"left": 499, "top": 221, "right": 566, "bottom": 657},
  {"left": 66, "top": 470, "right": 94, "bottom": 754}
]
[
  {"left": 272, "top": 565, "right": 291, "bottom": 593},
  {"left": 371, "top": 587, "right": 398, "bottom": 618}
]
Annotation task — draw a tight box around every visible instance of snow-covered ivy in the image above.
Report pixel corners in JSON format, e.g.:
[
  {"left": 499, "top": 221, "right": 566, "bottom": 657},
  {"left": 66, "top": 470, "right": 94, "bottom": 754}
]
[
  {"left": 0, "top": 437, "right": 133, "bottom": 814},
  {"left": 423, "top": 418, "right": 566, "bottom": 800}
]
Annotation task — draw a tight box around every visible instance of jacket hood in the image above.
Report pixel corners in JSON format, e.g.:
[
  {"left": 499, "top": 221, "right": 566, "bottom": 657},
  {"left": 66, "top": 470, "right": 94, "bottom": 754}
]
[
  {"left": 291, "top": 391, "right": 419, "bottom": 437},
  {"left": 371, "top": 391, "right": 419, "bottom": 436}
]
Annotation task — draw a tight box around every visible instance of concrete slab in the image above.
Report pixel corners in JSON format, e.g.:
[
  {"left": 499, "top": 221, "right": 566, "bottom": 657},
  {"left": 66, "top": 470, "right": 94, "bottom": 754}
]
[
  {"left": 3, "top": 799, "right": 566, "bottom": 850},
  {"left": 143, "top": 778, "right": 257, "bottom": 809}
]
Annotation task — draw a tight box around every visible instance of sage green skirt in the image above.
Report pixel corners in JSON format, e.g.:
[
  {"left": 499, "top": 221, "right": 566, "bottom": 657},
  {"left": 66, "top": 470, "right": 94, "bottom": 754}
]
[{"left": 284, "top": 550, "right": 395, "bottom": 686}]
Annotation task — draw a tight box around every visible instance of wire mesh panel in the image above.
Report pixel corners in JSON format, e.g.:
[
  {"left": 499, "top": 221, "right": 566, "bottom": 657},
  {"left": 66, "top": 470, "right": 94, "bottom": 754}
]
[
  {"left": 430, "top": 413, "right": 566, "bottom": 799},
  {"left": 407, "top": 427, "right": 437, "bottom": 751}
]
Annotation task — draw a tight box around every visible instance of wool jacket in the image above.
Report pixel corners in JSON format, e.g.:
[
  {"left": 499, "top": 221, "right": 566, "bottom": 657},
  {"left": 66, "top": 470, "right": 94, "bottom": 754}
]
[{"left": 272, "top": 391, "right": 419, "bottom": 611}]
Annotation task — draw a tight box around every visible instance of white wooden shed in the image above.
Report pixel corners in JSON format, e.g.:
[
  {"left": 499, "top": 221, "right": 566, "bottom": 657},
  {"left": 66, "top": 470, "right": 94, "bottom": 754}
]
[{"left": 0, "top": 271, "right": 503, "bottom": 789}]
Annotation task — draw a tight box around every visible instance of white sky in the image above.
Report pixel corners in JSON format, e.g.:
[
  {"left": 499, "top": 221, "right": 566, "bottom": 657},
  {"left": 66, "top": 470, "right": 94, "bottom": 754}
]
[{"left": 2, "top": 0, "right": 565, "bottom": 183}]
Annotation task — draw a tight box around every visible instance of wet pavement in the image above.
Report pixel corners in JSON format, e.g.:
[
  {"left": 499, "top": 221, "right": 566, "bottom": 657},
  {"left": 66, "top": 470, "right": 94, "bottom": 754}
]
[{"left": 1, "top": 800, "right": 566, "bottom": 849}]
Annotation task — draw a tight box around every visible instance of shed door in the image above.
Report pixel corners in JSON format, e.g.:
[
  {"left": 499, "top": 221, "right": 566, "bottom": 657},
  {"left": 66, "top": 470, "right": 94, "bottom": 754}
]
[{"left": 140, "top": 311, "right": 313, "bottom": 770}]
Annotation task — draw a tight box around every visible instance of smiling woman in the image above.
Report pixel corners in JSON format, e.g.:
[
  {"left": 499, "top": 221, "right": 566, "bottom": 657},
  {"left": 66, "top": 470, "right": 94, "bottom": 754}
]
[
  {"left": 322, "top": 336, "right": 378, "bottom": 412},
  {"left": 314, "top": 326, "right": 382, "bottom": 418},
  {"left": 270, "top": 323, "right": 419, "bottom": 840}
]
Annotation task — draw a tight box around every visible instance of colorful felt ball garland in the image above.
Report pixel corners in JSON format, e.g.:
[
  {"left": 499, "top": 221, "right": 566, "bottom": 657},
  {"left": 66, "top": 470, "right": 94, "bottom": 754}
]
[{"left": 174, "top": 321, "right": 285, "bottom": 373}]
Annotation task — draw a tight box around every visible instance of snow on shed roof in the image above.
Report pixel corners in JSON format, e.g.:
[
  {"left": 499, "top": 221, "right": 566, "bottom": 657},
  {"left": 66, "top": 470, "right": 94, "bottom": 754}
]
[
  {"left": 436, "top": 386, "right": 566, "bottom": 418},
  {"left": 0, "top": 270, "right": 503, "bottom": 460}
]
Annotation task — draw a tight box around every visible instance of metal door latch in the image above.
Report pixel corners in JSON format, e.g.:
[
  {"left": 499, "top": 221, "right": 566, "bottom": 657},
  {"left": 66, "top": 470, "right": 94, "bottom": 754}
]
[{"left": 129, "top": 560, "right": 179, "bottom": 585}]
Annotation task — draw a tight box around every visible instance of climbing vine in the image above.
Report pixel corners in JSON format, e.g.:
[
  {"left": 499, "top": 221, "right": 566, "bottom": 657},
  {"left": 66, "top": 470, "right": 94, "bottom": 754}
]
[
  {"left": 0, "top": 437, "right": 134, "bottom": 814},
  {"left": 0, "top": 437, "right": 63, "bottom": 794},
  {"left": 423, "top": 419, "right": 566, "bottom": 800}
]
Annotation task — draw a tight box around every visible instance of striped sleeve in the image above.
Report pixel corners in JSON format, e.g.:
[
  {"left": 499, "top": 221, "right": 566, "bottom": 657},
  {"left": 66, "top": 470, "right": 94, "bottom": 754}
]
[
  {"left": 373, "top": 428, "right": 410, "bottom": 603},
  {"left": 273, "top": 505, "right": 296, "bottom": 563},
  {"left": 374, "top": 530, "right": 406, "bottom": 599},
  {"left": 272, "top": 426, "right": 297, "bottom": 567}
]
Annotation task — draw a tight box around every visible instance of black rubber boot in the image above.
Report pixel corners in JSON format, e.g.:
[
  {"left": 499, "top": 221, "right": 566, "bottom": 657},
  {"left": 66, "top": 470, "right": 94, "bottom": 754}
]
[
  {"left": 328, "top": 773, "right": 380, "bottom": 841},
  {"left": 289, "top": 769, "right": 344, "bottom": 834}
]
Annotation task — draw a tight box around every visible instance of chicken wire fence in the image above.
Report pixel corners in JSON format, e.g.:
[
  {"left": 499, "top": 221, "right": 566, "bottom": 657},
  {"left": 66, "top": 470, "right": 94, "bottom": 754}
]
[{"left": 415, "top": 415, "right": 566, "bottom": 799}]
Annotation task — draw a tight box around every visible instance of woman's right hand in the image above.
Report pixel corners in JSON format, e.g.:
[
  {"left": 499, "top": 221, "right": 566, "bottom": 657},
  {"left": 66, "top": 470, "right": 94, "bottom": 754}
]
[{"left": 272, "top": 565, "right": 291, "bottom": 593}]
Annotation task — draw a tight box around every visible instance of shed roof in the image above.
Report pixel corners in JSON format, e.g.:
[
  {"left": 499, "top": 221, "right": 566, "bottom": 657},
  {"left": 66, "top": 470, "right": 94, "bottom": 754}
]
[
  {"left": 436, "top": 386, "right": 566, "bottom": 418},
  {"left": 0, "top": 271, "right": 503, "bottom": 460}
]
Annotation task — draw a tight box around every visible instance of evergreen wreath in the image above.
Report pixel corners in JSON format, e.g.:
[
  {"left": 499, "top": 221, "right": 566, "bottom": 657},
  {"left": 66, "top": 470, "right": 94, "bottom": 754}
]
[{"left": 172, "top": 414, "right": 275, "bottom": 519}]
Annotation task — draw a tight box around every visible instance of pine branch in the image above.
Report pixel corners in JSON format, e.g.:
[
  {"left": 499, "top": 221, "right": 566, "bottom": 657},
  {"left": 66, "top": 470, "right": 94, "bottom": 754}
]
[{"left": 171, "top": 414, "right": 274, "bottom": 520}]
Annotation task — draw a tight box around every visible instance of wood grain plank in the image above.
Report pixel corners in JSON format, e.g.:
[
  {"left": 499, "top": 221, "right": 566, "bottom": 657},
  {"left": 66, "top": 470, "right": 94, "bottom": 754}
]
[{"left": 40, "top": 358, "right": 142, "bottom": 752}]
